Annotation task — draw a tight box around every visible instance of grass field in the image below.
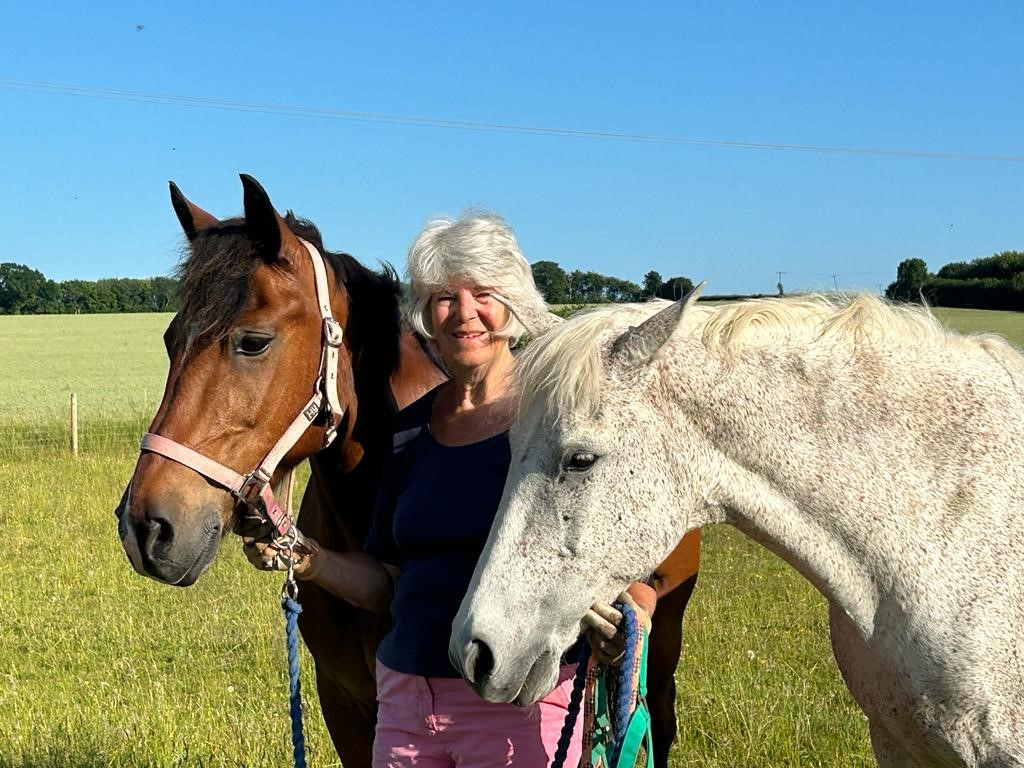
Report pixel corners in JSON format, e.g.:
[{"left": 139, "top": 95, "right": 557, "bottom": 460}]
[
  {"left": 1, "top": 306, "right": 1022, "bottom": 767},
  {"left": 0, "top": 314, "right": 173, "bottom": 458}
]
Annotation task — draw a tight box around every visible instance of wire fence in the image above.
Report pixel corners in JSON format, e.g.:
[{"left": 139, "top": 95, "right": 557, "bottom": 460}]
[{"left": 0, "top": 393, "right": 152, "bottom": 461}]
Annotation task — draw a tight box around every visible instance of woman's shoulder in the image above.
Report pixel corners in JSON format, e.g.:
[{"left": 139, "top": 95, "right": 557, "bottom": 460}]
[{"left": 392, "top": 384, "right": 444, "bottom": 452}]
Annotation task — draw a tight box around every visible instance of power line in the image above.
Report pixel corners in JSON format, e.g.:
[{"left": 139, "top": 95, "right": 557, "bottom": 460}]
[
  {"left": 782, "top": 274, "right": 897, "bottom": 280},
  {"left": 3, "top": 77, "right": 1024, "bottom": 163}
]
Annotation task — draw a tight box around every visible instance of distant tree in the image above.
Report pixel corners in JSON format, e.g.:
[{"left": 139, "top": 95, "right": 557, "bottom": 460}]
[
  {"left": 605, "top": 278, "right": 642, "bottom": 302},
  {"left": 0, "top": 263, "right": 62, "bottom": 314},
  {"left": 562, "top": 269, "right": 644, "bottom": 303},
  {"left": 567, "top": 269, "right": 602, "bottom": 302},
  {"left": 152, "top": 276, "right": 181, "bottom": 312},
  {"left": 642, "top": 270, "right": 663, "bottom": 298},
  {"left": 936, "top": 251, "right": 1024, "bottom": 281},
  {"left": 94, "top": 280, "right": 119, "bottom": 312},
  {"left": 531, "top": 261, "right": 568, "bottom": 304},
  {"left": 60, "top": 280, "right": 99, "bottom": 313},
  {"left": 656, "top": 275, "right": 694, "bottom": 300},
  {"left": 885, "top": 258, "right": 929, "bottom": 302},
  {"left": 993, "top": 250, "right": 1024, "bottom": 279},
  {"left": 936, "top": 260, "right": 971, "bottom": 281},
  {"left": 582, "top": 271, "right": 611, "bottom": 302}
]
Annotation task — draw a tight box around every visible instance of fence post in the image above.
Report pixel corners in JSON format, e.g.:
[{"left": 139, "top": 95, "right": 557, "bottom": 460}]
[{"left": 70, "top": 393, "right": 79, "bottom": 457}]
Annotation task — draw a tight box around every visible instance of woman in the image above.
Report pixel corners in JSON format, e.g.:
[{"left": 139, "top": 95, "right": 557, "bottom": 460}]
[{"left": 247, "top": 212, "right": 594, "bottom": 767}]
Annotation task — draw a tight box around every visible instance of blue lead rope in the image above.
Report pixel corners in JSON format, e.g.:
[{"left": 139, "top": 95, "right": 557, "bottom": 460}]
[
  {"left": 282, "top": 594, "right": 308, "bottom": 768},
  {"left": 608, "top": 606, "right": 640, "bottom": 766}
]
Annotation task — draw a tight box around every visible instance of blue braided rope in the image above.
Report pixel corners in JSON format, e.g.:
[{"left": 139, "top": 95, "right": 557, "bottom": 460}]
[
  {"left": 282, "top": 595, "right": 307, "bottom": 768},
  {"left": 551, "top": 639, "right": 591, "bottom": 768},
  {"left": 551, "top": 601, "right": 642, "bottom": 768},
  {"left": 608, "top": 602, "right": 639, "bottom": 767}
]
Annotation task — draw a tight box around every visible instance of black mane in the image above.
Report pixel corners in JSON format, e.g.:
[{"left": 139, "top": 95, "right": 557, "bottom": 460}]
[{"left": 171, "top": 212, "right": 403, "bottom": 391}]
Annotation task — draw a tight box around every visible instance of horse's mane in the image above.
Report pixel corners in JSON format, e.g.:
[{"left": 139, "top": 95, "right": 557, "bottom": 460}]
[
  {"left": 514, "top": 301, "right": 690, "bottom": 421},
  {"left": 172, "top": 213, "right": 403, "bottom": 383},
  {"left": 516, "top": 294, "right": 1024, "bottom": 421}
]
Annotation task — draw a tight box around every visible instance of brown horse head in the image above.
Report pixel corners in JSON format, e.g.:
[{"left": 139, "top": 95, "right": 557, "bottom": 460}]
[{"left": 116, "top": 175, "right": 402, "bottom": 586}]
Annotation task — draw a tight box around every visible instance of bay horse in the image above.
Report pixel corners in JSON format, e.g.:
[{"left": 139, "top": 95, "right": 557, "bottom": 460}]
[
  {"left": 452, "top": 289, "right": 1024, "bottom": 767},
  {"left": 114, "top": 175, "right": 700, "bottom": 767}
]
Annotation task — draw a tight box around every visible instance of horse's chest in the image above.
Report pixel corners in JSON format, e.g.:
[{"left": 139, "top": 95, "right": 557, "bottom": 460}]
[{"left": 829, "top": 603, "right": 979, "bottom": 766}]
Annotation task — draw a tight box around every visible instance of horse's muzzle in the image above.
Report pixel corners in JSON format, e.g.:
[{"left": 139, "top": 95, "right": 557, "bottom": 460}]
[
  {"left": 115, "top": 485, "right": 222, "bottom": 586},
  {"left": 452, "top": 627, "right": 559, "bottom": 707}
]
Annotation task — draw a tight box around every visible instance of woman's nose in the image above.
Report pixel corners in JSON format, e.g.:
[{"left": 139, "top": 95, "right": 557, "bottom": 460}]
[{"left": 456, "top": 291, "right": 478, "bottom": 321}]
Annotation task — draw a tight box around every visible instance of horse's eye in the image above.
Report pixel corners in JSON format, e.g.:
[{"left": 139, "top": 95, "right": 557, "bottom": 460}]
[
  {"left": 236, "top": 335, "right": 272, "bottom": 357},
  {"left": 565, "top": 452, "right": 599, "bottom": 473}
]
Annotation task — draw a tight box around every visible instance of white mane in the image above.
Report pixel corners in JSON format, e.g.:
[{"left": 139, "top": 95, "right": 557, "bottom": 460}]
[{"left": 516, "top": 294, "right": 1024, "bottom": 421}]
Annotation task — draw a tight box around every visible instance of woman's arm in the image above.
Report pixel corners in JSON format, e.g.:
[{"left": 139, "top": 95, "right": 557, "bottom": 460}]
[
  {"left": 241, "top": 538, "right": 398, "bottom": 614},
  {"left": 298, "top": 547, "right": 399, "bottom": 614}
]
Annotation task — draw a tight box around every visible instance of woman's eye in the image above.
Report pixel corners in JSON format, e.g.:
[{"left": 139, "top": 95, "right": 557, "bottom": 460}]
[
  {"left": 564, "top": 452, "right": 599, "bottom": 473},
  {"left": 475, "top": 292, "right": 492, "bottom": 301},
  {"left": 236, "top": 335, "right": 272, "bottom": 356}
]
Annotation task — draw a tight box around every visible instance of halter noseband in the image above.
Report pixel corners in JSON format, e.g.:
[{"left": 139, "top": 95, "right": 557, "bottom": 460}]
[{"left": 137, "top": 239, "right": 345, "bottom": 556}]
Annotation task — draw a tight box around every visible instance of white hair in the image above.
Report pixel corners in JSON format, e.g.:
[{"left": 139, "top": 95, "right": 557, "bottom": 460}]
[{"left": 404, "top": 212, "right": 549, "bottom": 345}]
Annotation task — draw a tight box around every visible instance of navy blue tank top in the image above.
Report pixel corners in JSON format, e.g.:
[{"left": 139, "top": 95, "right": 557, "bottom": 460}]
[{"left": 364, "top": 387, "right": 512, "bottom": 678}]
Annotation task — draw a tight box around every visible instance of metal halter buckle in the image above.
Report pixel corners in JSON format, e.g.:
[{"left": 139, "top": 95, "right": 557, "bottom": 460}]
[
  {"left": 323, "top": 317, "right": 344, "bottom": 347},
  {"left": 323, "top": 423, "right": 338, "bottom": 446},
  {"left": 239, "top": 468, "right": 272, "bottom": 503}
]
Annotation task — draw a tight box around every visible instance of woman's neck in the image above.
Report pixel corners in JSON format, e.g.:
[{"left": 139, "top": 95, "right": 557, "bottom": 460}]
[
  {"left": 443, "top": 347, "right": 515, "bottom": 410},
  {"left": 431, "top": 349, "right": 516, "bottom": 445}
]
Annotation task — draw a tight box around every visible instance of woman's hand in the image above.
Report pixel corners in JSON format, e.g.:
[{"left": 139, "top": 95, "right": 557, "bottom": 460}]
[
  {"left": 241, "top": 535, "right": 323, "bottom": 581},
  {"left": 581, "top": 585, "right": 656, "bottom": 666}
]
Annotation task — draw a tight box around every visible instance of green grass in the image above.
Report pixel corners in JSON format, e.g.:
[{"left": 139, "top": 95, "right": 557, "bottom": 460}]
[
  {"left": 0, "top": 314, "right": 172, "bottom": 459},
  {"left": 0, "top": 454, "right": 336, "bottom": 768},
  {"left": 1, "top": 306, "right": 1021, "bottom": 766},
  {"left": 0, "top": 313, "right": 172, "bottom": 418},
  {"left": 931, "top": 306, "right": 1024, "bottom": 344},
  {"left": 672, "top": 530, "right": 874, "bottom": 767}
]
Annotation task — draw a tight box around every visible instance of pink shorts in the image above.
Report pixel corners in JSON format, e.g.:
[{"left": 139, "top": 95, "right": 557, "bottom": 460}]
[{"left": 373, "top": 660, "right": 584, "bottom": 768}]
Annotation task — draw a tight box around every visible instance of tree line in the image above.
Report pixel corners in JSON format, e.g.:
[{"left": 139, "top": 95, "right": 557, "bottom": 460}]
[
  {"left": 1, "top": 259, "right": 689, "bottom": 316},
  {"left": 885, "top": 251, "right": 1024, "bottom": 311},
  {"left": 531, "top": 261, "right": 693, "bottom": 304},
  {"left": 5, "top": 249, "right": 1020, "bottom": 316},
  {"left": 0, "top": 263, "right": 180, "bottom": 314}
]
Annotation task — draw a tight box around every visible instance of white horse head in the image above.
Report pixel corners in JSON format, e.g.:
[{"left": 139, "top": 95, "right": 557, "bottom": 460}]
[{"left": 452, "top": 291, "right": 1024, "bottom": 766}]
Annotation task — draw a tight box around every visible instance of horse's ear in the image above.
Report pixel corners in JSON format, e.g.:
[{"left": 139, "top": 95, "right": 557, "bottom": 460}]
[
  {"left": 169, "top": 181, "right": 218, "bottom": 241},
  {"left": 240, "top": 173, "right": 297, "bottom": 262},
  {"left": 611, "top": 283, "right": 705, "bottom": 367}
]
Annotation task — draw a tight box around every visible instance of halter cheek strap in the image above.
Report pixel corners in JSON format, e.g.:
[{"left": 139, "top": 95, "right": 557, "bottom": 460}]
[{"left": 137, "top": 238, "right": 344, "bottom": 555}]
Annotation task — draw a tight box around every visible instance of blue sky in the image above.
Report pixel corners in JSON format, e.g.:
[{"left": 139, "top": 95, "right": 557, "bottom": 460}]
[{"left": 3, "top": 2, "right": 1022, "bottom": 295}]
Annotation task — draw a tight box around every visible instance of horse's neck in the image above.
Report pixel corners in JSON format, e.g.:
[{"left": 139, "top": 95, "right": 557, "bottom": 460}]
[
  {"left": 305, "top": 329, "right": 446, "bottom": 551},
  {"left": 306, "top": 446, "right": 379, "bottom": 551},
  {"left": 392, "top": 331, "right": 447, "bottom": 410},
  {"left": 677, "top": 343, "right": 1024, "bottom": 638}
]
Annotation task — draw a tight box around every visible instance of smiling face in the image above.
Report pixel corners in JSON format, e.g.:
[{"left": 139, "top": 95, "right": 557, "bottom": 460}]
[{"left": 429, "top": 281, "right": 512, "bottom": 375}]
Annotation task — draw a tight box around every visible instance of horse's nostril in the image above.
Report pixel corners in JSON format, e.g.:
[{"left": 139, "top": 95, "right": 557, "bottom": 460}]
[
  {"left": 465, "top": 638, "right": 495, "bottom": 686},
  {"left": 144, "top": 514, "right": 175, "bottom": 547}
]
